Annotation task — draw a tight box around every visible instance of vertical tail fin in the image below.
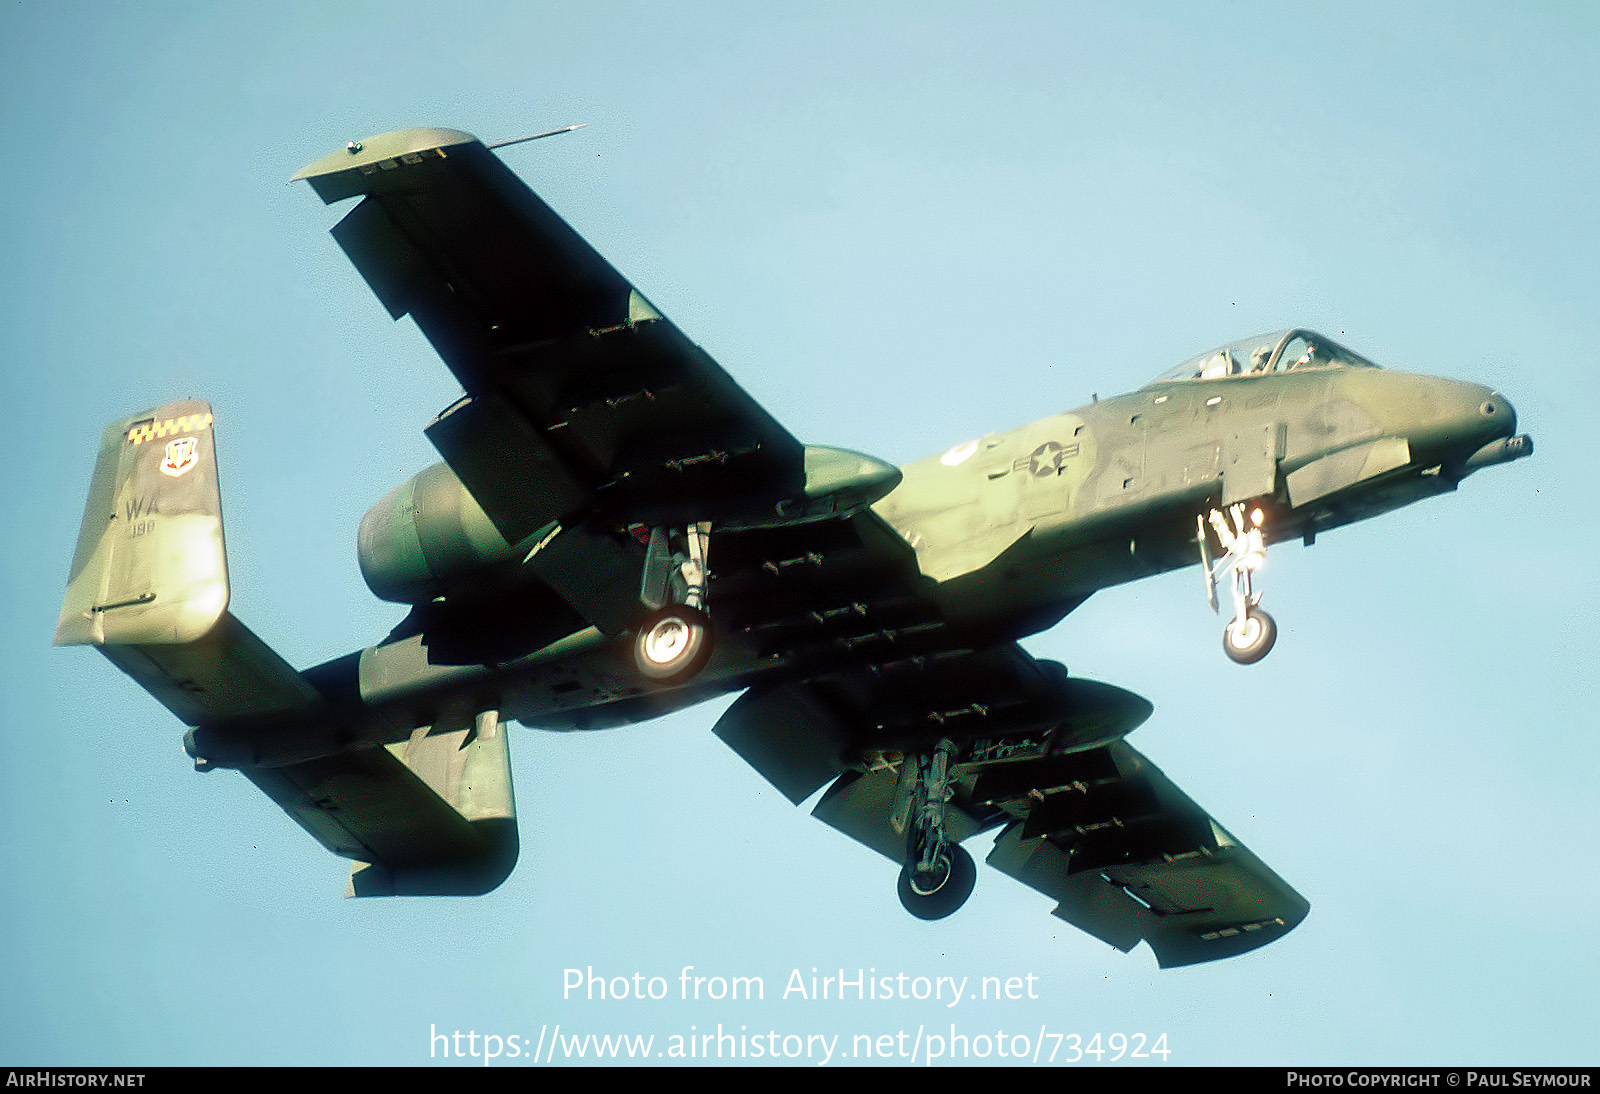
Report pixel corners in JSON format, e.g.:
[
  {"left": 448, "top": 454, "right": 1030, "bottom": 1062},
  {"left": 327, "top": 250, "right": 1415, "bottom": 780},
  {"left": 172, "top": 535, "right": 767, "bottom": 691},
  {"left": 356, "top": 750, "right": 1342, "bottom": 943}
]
[
  {"left": 57, "top": 400, "right": 228, "bottom": 648},
  {"left": 57, "top": 402, "right": 321, "bottom": 724}
]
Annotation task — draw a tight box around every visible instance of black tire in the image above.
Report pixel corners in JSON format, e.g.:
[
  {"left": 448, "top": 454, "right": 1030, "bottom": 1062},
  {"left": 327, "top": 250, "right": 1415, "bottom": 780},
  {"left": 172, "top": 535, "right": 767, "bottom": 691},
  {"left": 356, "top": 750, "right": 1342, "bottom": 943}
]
[
  {"left": 633, "top": 605, "right": 713, "bottom": 684},
  {"left": 897, "top": 843, "right": 977, "bottom": 921},
  {"left": 1223, "top": 607, "right": 1277, "bottom": 665}
]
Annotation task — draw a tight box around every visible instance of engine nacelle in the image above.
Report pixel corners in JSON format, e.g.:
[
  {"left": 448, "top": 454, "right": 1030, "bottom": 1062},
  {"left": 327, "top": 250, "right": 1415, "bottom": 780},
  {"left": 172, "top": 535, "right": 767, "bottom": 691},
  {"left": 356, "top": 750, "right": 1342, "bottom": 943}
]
[{"left": 358, "top": 462, "right": 518, "bottom": 603}]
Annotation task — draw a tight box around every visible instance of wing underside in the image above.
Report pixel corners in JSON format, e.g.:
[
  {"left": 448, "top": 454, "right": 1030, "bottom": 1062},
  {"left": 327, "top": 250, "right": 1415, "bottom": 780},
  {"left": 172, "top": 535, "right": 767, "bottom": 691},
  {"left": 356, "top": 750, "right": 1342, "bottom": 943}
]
[
  {"left": 714, "top": 647, "right": 1307, "bottom": 967},
  {"left": 296, "top": 128, "right": 805, "bottom": 544},
  {"left": 982, "top": 743, "right": 1309, "bottom": 968}
]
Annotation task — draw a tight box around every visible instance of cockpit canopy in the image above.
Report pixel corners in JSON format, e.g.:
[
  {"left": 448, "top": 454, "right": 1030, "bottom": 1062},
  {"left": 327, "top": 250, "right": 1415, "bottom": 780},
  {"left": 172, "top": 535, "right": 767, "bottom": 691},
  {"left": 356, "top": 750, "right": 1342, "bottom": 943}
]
[{"left": 1148, "top": 329, "right": 1381, "bottom": 385}]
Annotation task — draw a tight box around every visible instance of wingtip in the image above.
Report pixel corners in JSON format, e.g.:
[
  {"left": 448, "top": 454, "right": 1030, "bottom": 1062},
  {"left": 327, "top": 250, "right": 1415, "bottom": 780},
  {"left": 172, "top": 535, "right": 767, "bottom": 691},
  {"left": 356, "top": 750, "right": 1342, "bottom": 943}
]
[{"left": 290, "top": 127, "right": 480, "bottom": 186}]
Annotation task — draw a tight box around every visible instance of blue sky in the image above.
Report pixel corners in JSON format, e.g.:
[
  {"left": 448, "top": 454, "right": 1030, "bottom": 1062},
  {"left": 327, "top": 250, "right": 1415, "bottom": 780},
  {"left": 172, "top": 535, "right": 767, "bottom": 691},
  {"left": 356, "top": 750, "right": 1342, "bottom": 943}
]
[{"left": 3, "top": 2, "right": 1595, "bottom": 1067}]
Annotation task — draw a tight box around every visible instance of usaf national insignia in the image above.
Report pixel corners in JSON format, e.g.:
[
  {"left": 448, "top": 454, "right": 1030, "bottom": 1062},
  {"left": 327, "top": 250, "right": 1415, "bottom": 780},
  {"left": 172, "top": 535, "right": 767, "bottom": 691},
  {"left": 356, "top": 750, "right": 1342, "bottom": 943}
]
[
  {"left": 1027, "top": 441, "right": 1066, "bottom": 477},
  {"left": 160, "top": 436, "right": 199, "bottom": 477},
  {"left": 1019, "top": 440, "right": 1082, "bottom": 477}
]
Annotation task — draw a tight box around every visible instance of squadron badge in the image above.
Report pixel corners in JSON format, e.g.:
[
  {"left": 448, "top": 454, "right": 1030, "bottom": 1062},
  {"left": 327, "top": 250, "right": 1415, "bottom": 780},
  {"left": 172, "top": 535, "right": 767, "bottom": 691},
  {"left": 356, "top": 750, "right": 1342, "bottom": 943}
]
[{"left": 160, "top": 436, "right": 199, "bottom": 477}]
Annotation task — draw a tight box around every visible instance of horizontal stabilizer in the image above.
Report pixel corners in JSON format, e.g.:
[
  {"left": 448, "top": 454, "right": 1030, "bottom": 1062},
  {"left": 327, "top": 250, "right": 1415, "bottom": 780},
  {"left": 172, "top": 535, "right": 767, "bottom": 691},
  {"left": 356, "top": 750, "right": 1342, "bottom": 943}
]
[
  {"left": 246, "top": 711, "right": 518, "bottom": 897},
  {"left": 103, "top": 612, "right": 321, "bottom": 727}
]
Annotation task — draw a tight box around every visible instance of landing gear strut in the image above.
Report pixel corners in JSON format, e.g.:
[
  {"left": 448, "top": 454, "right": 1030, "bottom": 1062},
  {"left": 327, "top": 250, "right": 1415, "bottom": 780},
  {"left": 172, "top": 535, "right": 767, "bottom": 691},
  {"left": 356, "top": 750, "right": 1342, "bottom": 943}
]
[
  {"left": 1201, "top": 503, "right": 1278, "bottom": 665},
  {"left": 891, "top": 739, "right": 976, "bottom": 920},
  {"left": 633, "top": 521, "right": 714, "bottom": 684}
]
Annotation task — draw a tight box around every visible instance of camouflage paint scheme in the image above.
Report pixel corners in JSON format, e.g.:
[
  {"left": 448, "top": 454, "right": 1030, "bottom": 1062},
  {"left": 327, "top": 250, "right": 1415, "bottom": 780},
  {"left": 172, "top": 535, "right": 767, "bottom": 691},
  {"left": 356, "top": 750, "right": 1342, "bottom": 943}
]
[{"left": 56, "top": 128, "right": 1530, "bottom": 967}]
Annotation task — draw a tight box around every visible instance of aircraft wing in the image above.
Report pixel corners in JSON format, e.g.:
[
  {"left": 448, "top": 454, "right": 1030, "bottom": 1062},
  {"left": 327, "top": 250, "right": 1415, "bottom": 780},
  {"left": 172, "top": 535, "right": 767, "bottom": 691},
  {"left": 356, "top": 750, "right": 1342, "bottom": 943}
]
[
  {"left": 714, "top": 646, "right": 1308, "bottom": 967},
  {"left": 295, "top": 128, "right": 805, "bottom": 546},
  {"left": 982, "top": 741, "right": 1309, "bottom": 968}
]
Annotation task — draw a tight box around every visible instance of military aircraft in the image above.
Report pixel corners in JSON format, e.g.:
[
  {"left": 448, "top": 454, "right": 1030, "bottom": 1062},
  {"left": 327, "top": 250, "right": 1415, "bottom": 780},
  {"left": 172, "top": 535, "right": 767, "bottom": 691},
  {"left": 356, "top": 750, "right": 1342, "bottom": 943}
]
[{"left": 56, "top": 127, "right": 1532, "bottom": 968}]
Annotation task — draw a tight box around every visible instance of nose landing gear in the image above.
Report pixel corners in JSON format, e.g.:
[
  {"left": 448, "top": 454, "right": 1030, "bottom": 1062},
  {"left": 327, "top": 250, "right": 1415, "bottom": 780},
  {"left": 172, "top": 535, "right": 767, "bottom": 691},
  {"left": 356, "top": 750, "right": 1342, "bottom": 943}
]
[{"left": 1201, "top": 504, "right": 1278, "bottom": 665}]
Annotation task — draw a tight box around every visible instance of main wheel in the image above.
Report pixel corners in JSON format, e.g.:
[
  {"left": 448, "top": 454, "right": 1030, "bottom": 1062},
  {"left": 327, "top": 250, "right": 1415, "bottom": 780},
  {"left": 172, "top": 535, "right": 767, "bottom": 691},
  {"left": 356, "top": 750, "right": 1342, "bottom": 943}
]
[
  {"left": 633, "top": 605, "right": 713, "bottom": 684},
  {"left": 897, "top": 843, "right": 977, "bottom": 921},
  {"left": 1223, "top": 607, "right": 1277, "bottom": 665}
]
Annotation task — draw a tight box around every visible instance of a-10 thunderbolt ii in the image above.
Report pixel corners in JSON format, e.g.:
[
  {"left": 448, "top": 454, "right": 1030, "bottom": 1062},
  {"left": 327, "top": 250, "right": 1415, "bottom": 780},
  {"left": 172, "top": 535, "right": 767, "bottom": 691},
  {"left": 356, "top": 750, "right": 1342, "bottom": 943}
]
[{"left": 56, "top": 127, "right": 1533, "bottom": 968}]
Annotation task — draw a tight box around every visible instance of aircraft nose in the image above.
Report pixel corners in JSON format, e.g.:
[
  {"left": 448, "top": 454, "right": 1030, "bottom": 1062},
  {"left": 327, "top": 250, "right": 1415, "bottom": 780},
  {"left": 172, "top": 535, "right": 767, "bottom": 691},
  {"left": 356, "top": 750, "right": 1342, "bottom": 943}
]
[
  {"left": 1477, "top": 389, "right": 1517, "bottom": 438},
  {"left": 1339, "top": 370, "right": 1514, "bottom": 467},
  {"left": 1457, "top": 388, "right": 1533, "bottom": 476},
  {"left": 1414, "top": 378, "right": 1515, "bottom": 463}
]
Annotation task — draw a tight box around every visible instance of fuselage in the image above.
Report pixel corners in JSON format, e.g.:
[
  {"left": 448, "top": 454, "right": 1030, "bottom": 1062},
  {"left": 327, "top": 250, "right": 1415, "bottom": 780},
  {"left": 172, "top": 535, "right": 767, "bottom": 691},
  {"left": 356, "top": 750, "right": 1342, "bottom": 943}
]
[
  {"left": 188, "top": 332, "right": 1528, "bottom": 770},
  {"left": 877, "top": 346, "right": 1522, "bottom": 634}
]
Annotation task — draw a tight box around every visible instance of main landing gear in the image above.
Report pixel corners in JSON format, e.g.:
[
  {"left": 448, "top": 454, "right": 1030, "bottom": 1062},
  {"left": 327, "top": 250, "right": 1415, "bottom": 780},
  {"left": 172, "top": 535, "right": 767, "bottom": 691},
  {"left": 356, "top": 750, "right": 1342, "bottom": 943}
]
[
  {"left": 633, "top": 604, "right": 712, "bottom": 683},
  {"left": 1200, "top": 503, "right": 1278, "bottom": 665},
  {"left": 891, "top": 739, "right": 976, "bottom": 920},
  {"left": 632, "top": 521, "right": 715, "bottom": 684}
]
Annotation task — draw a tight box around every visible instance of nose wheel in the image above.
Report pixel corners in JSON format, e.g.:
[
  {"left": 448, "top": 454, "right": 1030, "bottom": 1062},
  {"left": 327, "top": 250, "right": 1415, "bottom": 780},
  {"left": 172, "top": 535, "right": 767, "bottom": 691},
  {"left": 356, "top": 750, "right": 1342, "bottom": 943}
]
[{"left": 1223, "top": 606, "right": 1277, "bottom": 665}]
